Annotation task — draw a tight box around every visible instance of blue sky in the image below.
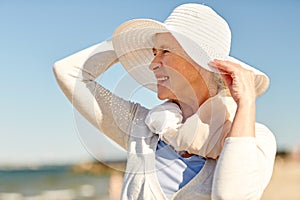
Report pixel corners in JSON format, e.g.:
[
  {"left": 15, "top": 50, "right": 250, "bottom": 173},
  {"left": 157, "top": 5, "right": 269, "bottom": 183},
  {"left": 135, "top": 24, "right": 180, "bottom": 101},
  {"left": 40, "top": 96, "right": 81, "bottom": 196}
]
[{"left": 0, "top": 0, "right": 299, "bottom": 166}]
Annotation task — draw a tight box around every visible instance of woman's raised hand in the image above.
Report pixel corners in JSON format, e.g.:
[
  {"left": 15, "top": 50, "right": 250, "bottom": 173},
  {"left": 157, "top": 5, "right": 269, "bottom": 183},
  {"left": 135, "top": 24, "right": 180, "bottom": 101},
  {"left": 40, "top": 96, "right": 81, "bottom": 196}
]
[{"left": 208, "top": 59, "right": 256, "bottom": 106}]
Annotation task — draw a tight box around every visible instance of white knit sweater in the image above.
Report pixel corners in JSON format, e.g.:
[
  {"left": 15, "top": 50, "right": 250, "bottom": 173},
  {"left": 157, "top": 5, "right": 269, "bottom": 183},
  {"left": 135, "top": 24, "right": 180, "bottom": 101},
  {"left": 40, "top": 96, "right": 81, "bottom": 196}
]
[{"left": 53, "top": 40, "right": 276, "bottom": 200}]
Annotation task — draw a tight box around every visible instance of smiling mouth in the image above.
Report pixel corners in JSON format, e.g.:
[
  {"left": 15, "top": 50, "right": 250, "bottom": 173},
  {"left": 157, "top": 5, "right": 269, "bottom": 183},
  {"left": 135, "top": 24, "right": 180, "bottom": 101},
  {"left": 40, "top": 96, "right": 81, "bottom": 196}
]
[{"left": 157, "top": 76, "right": 169, "bottom": 81}]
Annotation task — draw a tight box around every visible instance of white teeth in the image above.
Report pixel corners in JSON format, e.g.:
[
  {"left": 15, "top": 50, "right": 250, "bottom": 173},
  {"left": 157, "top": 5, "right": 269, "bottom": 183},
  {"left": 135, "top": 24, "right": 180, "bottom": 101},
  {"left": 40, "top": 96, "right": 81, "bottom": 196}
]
[{"left": 157, "top": 77, "right": 169, "bottom": 81}]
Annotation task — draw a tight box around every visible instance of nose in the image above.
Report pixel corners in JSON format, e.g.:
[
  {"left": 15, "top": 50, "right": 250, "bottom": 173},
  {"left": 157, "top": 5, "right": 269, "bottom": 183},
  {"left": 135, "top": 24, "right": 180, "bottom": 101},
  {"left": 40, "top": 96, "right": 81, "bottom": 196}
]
[{"left": 149, "top": 52, "right": 162, "bottom": 71}]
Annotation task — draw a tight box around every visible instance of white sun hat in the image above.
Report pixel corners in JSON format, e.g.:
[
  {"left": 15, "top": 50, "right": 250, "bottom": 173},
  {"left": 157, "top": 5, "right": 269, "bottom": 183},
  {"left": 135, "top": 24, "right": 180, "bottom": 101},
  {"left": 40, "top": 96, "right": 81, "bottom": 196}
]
[{"left": 112, "top": 3, "right": 270, "bottom": 97}]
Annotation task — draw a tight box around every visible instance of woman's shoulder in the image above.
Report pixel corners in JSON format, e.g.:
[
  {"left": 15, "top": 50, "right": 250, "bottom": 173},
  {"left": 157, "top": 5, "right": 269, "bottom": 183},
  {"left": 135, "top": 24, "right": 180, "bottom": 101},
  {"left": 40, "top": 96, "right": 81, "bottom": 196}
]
[
  {"left": 255, "top": 122, "right": 275, "bottom": 137},
  {"left": 255, "top": 122, "right": 277, "bottom": 155}
]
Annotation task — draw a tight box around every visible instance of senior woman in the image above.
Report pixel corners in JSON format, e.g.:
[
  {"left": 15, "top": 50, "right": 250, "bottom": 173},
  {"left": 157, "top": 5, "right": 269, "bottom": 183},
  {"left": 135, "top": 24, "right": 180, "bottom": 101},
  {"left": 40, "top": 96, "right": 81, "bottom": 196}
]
[{"left": 54, "top": 3, "right": 276, "bottom": 200}]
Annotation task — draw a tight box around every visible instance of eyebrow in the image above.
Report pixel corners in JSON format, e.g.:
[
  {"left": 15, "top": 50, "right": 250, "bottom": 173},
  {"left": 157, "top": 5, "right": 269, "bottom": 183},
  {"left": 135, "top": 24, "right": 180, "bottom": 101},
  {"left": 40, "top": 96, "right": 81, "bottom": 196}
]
[
  {"left": 152, "top": 45, "right": 169, "bottom": 52},
  {"left": 152, "top": 48, "right": 157, "bottom": 53},
  {"left": 160, "top": 44, "right": 169, "bottom": 49}
]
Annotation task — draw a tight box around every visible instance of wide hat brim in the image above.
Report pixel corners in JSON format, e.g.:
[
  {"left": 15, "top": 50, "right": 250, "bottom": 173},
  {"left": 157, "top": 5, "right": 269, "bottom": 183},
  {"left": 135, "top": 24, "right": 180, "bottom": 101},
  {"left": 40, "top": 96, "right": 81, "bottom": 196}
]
[{"left": 112, "top": 19, "right": 270, "bottom": 97}]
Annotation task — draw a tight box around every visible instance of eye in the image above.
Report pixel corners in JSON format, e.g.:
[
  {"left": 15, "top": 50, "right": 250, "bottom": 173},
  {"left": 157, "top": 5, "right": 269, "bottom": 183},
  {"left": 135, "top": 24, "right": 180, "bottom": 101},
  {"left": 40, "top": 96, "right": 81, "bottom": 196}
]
[{"left": 163, "top": 49, "right": 170, "bottom": 54}]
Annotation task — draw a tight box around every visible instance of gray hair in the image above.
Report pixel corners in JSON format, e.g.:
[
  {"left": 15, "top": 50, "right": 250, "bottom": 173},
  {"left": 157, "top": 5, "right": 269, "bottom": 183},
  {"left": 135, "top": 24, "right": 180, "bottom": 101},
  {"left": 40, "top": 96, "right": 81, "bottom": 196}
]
[{"left": 213, "top": 73, "right": 230, "bottom": 96}]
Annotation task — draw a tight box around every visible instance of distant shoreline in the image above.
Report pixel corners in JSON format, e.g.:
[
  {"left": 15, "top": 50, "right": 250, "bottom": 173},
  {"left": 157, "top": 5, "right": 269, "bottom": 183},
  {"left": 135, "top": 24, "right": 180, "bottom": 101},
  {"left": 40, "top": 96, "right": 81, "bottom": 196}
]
[
  {"left": 1, "top": 148, "right": 299, "bottom": 171},
  {"left": 0, "top": 160, "right": 127, "bottom": 174}
]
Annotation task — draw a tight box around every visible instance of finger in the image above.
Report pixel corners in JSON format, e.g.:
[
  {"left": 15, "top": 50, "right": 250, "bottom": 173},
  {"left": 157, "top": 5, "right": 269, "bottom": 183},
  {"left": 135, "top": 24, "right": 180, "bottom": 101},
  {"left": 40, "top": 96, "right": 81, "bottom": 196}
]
[
  {"left": 220, "top": 73, "right": 232, "bottom": 87},
  {"left": 208, "top": 61, "right": 228, "bottom": 74},
  {"left": 209, "top": 59, "right": 241, "bottom": 74}
]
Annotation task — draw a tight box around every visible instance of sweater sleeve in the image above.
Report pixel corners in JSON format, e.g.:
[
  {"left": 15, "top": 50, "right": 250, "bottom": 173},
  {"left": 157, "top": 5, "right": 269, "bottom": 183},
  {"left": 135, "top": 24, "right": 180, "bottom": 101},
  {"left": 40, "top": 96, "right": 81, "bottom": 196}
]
[
  {"left": 211, "top": 123, "right": 277, "bottom": 200},
  {"left": 53, "top": 40, "right": 138, "bottom": 150}
]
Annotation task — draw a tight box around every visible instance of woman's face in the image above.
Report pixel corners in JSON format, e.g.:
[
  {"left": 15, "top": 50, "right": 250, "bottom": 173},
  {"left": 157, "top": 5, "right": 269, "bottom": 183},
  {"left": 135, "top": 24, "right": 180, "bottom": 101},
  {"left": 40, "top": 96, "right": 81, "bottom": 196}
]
[{"left": 149, "top": 32, "right": 209, "bottom": 102}]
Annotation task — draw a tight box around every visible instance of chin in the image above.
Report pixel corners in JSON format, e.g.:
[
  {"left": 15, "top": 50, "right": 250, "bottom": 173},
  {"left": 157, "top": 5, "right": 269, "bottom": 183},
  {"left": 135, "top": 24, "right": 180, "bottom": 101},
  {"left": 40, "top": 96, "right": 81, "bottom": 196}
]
[
  {"left": 157, "top": 82, "right": 180, "bottom": 101},
  {"left": 157, "top": 93, "right": 167, "bottom": 100},
  {"left": 157, "top": 88, "right": 176, "bottom": 101}
]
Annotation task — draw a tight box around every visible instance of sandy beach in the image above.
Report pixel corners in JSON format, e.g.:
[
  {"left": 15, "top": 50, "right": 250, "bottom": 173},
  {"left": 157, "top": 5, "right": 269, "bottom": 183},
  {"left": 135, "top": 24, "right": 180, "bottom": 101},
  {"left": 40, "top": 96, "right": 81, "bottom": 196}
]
[{"left": 262, "top": 155, "right": 300, "bottom": 200}]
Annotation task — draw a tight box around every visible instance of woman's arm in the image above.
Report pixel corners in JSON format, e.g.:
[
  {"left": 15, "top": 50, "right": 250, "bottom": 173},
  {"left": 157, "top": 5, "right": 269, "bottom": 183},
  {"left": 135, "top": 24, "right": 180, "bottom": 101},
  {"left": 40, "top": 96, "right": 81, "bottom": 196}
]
[
  {"left": 209, "top": 59, "right": 257, "bottom": 138},
  {"left": 53, "top": 40, "right": 138, "bottom": 150},
  {"left": 209, "top": 60, "right": 276, "bottom": 199},
  {"left": 212, "top": 124, "right": 276, "bottom": 199}
]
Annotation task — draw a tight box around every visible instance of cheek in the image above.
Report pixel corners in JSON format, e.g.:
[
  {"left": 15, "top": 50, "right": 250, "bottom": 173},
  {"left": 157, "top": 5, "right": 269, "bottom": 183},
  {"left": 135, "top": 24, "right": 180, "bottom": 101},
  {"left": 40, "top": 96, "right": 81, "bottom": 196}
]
[
  {"left": 164, "top": 56, "right": 200, "bottom": 83},
  {"left": 182, "top": 63, "right": 201, "bottom": 82},
  {"left": 169, "top": 64, "right": 198, "bottom": 84}
]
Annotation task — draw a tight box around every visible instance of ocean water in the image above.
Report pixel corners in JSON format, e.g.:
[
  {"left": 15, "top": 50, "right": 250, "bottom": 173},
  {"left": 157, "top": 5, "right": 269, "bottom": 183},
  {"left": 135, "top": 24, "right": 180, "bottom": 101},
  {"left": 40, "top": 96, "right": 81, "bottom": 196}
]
[{"left": 0, "top": 165, "right": 113, "bottom": 200}]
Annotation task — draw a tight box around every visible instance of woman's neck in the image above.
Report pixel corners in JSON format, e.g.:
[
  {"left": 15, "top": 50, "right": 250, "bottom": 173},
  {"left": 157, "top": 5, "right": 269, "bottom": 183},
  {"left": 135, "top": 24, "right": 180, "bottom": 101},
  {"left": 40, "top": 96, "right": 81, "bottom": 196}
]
[
  {"left": 174, "top": 95, "right": 208, "bottom": 121},
  {"left": 173, "top": 82, "right": 216, "bottom": 121},
  {"left": 178, "top": 102, "right": 197, "bottom": 121}
]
